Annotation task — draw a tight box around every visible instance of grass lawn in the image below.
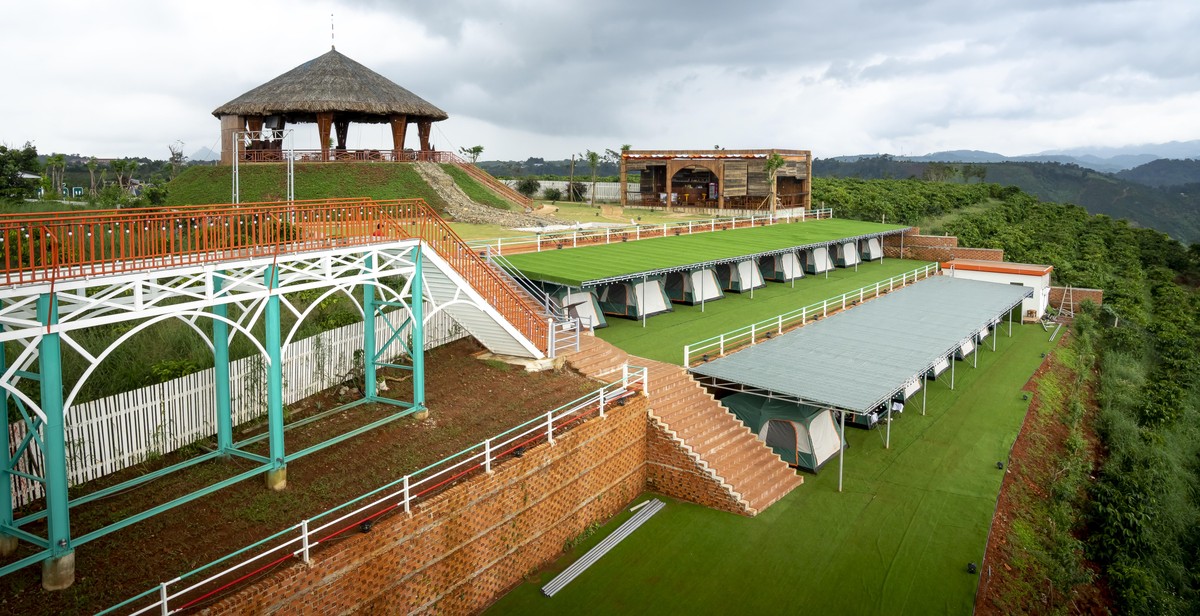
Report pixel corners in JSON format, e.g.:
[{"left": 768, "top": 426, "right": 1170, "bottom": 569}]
[
  {"left": 598, "top": 258, "right": 931, "bottom": 364},
  {"left": 488, "top": 323, "right": 1054, "bottom": 615},
  {"left": 503, "top": 219, "right": 909, "bottom": 286}
]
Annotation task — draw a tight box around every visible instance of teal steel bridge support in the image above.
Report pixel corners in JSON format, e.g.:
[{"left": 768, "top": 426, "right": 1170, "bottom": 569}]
[{"left": 0, "top": 242, "right": 434, "bottom": 589}]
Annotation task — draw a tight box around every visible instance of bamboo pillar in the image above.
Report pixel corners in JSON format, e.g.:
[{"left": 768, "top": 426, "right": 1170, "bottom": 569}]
[
  {"left": 390, "top": 114, "right": 408, "bottom": 159},
  {"left": 316, "top": 112, "right": 333, "bottom": 161}
]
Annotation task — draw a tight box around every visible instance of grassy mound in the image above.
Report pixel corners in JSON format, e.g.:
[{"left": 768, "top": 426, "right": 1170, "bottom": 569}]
[
  {"left": 438, "top": 164, "right": 518, "bottom": 210},
  {"left": 166, "top": 163, "right": 449, "bottom": 213}
]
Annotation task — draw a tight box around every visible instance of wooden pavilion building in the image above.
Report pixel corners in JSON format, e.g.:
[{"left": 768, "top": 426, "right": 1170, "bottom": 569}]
[
  {"left": 213, "top": 47, "right": 449, "bottom": 164},
  {"left": 620, "top": 149, "right": 812, "bottom": 212}
]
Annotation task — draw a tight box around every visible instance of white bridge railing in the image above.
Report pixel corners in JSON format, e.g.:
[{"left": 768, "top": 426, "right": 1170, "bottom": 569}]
[
  {"left": 101, "top": 365, "right": 648, "bottom": 616},
  {"left": 682, "top": 263, "right": 940, "bottom": 366},
  {"left": 465, "top": 208, "right": 834, "bottom": 256}
]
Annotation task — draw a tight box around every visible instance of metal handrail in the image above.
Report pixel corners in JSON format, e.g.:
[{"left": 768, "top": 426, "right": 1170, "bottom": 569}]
[
  {"left": 100, "top": 365, "right": 649, "bottom": 616},
  {"left": 0, "top": 197, "right": 551, "bottom": 353},
  {"left": 682, "top": 263, "right": 941, "bottom": 365}
]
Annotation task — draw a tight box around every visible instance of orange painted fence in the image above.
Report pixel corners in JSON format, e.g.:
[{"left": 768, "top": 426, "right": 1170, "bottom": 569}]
[{"left": 0, "top": 198, "right": 549, "bottom": 351}]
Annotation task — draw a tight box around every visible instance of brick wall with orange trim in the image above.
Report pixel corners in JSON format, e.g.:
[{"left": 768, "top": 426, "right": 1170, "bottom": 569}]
[
  {"left": 202, "top": 396, "right": 650, "bottom": 615},
  {"left": 882, "top": 230, "right": 1004, "bottom": 262},
  {"left": 1049, "top": 287, "right": 1104, "bottom": 311},
  {"left": 645, "top": 417, "right": 746, "bottom": 515}
]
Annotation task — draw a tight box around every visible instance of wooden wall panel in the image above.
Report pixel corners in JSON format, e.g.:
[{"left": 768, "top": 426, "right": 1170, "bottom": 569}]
[{"left": 724, "top": 161, "right": 748, "bottom": 196}]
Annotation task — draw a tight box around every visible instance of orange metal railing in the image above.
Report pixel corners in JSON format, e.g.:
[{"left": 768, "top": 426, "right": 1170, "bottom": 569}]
[{"left": 0, "top": 198, "right": 549, "bottom": 351}]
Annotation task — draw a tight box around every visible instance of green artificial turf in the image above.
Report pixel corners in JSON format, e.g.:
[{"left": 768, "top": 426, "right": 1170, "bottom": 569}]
[
  {"left": 503, "top": 219, "right": 909, "bottom": 286},
  {"left": 487, "top": 324, "right": 1053, "bottom": 615},
  {"left": 597, "top": 258, "right": 932, "bottom": 364}
]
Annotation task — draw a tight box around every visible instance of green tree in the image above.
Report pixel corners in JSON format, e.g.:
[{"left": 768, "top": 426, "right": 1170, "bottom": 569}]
[
  {"left": 85, "top": 156, "right": 98, "bottom": 196},
  {"left": 458, "top": 145, "right": 484, "bottom": 163},
  {"left": 0, "top": 142, "right": 41, "bottom": 200},
  {"left": 584, "top": 150, "right": 601, "bottom": 205},
  {"left": 764, "top": 152, "right": 786, "bottom": 214}
]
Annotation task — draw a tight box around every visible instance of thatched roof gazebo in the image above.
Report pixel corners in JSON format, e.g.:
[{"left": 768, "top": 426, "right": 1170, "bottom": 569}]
[{"left": 213, "top": 47, "right": 449, "bottom": 164}]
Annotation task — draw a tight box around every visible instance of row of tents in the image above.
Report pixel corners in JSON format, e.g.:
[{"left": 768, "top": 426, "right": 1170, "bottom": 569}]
[{"left": 543, "top": 238, "right": 886, "bottom": 327}]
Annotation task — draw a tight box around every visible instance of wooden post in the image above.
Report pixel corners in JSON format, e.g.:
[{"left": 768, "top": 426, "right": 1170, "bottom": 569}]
[
  {"left": 390, "top": 114, "right": 408, "bottom": 160},
  {"left": 619, "top": 154, "right": 627, "bottom": 207},
  {"left": 219, "top": 115, "right": 243, "bottom": 166},
  {"left": 417, "top": 120, "right": 432, "bottom": 151},
  {"left": 718, "top": 160, "right": 725, "bottom": 210},
  {"left": 334, "top": 118, "right": 350, "bottom": 150},
  {"left": 316, "top": 112, "right": 333, "bottom": 162}
]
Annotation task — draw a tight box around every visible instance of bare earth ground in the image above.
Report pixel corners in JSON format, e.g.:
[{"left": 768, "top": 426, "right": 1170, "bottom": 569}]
[
  {"left": 975, "top": 332, "right": 1112, "bottom": 615},
  {"left": 0, "top": 339, "right": 598, "bottom": 615}
]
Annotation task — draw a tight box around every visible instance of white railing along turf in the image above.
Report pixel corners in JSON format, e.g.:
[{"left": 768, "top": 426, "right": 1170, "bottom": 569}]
[
  {"left": 465, "top": 208, "right": 834, "bottom": 255},
  {"left": 683, "top": 263, "right": 941, "bottom": 365},
  {"left": 100, "top": 365, "right": 649, "bottom": 616}
]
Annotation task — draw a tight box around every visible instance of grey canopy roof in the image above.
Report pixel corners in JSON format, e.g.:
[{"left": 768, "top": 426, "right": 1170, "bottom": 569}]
[
  {"left": 689, "top": 276, "right": 1032, "bottom": 413},
  {"left": 212, "top": 48, "right": 448, "bottom": 124}
]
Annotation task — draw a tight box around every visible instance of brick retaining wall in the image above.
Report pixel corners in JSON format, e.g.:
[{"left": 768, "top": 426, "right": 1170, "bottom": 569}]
[
  {"left": 1049, "top": 287, "right": 1104, "bottom": 311},
  {"left": 203, "top": 397, "right": 650, "bottom": 615}
]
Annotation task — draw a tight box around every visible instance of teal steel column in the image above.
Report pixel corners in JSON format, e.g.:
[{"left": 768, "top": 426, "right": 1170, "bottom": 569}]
[
  {"left": 36, "top": 294, "right": 71, "bottom": 558},
  {"left": 0, "top": 332, "right": 13, "bottom": 549},
  {"left": 264, "top": 267, "right": 285, "bottom": 476},
  {"left": 362, "top": 255, "right": 377, "bottom": 398},
  {"left": 412, "top": 248, "right": 425, "bottom": 408},
  {"left": 212, "top": 273, "right": 232, "bottom": 452}
]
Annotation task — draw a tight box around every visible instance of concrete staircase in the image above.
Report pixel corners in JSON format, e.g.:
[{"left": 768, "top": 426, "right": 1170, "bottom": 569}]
[{"left": 565, "top": 336, "right": 802, "bottom": 515}]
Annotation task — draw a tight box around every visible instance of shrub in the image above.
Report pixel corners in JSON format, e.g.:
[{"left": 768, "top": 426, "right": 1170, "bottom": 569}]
[
  {"left": 543, "top": 187, "right": 563, "bottom": 201},
  {"left": 515, "top": 177, "right": 541, "bottom": 198}
]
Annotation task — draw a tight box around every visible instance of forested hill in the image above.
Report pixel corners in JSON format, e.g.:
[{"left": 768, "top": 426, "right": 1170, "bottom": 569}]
[
  {"left": 1115, "top": 158, "right": 1200, "bottom": 187},
  {"left": 822, "top": 176, "right": 1200, "bottom": 615},
  {"left": 814, "top": 157, "right": 1200, "bottom": 244}
]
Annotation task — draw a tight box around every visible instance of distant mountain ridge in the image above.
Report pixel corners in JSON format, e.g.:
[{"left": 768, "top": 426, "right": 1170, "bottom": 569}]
[
  {"left": 812, "top": 157, "right": 1200, "bottom": 243},
  {"left": 830, "top": 140, "right": 1200, "bottom": 173}
]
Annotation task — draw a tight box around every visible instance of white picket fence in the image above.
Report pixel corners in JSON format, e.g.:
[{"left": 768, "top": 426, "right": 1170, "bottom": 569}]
[{"left": 6, "top": 308, "right": 467, "bottom": 508}]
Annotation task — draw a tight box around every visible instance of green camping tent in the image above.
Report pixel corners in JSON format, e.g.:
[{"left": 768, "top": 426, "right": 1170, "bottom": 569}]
[
  {"left": 597, "top": 277, "right": 673, "bottom": 319},
  {"left": 721, "top": 393, "right": 845, "bottom": 472},
  {"left": 664, "top": 268, "right": 724, "bottom": 305}
]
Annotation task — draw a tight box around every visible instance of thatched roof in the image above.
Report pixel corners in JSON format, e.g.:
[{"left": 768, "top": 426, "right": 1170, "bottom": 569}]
[{"left": 212, "top": 48, "right": 448, "bottom": 124}]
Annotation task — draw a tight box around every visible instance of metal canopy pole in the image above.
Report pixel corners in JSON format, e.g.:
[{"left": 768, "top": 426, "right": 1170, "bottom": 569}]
[
  {"left": 973, "top": 336, "right": 978, "bottom": 368},
  {"left": 1009, "top": 308, "right": 1013, "bottom": 336},
  {"left": 922, "top": 371, "right": 927, "bottom": 416},
  {"left": 700, "top": 271, "right": 706, "bottom": 313},
  {"left": 992, "top": 323, "right": 998, "bottom": 351},
  {"left": 838, "top": 411, "right": 846, "bottom": 492},
  {"left": 951, "top": 353, "right": 956, "bottom": 390},
  {"left": 885, "top": 404, "right": 892, "bottom": 449},
  {"left": 641, "top": 275, "right": 647, "bottom": 328}
]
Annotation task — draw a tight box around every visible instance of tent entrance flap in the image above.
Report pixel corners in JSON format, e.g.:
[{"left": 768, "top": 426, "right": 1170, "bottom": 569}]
[
  {"left": 722, "top": 393, "right": 845, "bottom": 472},
  {"left": 597, "top": 277, "right": 673, "bottom": 320},
  {"left": 832, "top": 241, "right": 861, "bottom": 267},
  {"left": 760, "top": 252, "right": 805, "bottom": 282},
  {"left": 858, "top": 237, "right": 883, "bottom": 261},
  {"left": 665, "top": 268, "right": 724, "bottom": 305},
  {"left": 549, "top": 284, "right": 607, "bottom": 329},
  {"left": 716, "top": 259, "right": 765, "bottom": 293},
  {"left": 800, "top": 246, "right": 834, "bottom": 274}
]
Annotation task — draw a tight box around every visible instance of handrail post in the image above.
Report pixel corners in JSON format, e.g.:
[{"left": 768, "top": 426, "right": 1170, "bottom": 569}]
[
  {"left": 683, "top": 344, "right": 689, "bottom": 366},
  {"left": 720, "top": 335, "right": 725, "bottom": 355},
  {"left": 598, "top": 390, "right": 606, "bottom": 419},
  {"left": 159, "top": 580, "right": 171, "bottom": 616},
  {"left": 402, "top": 475, "right": 411, "bottom": 515},
  {"left": 300, "top": 519, "right": 311, "bottom": 564},
  {"left": 484, "top": 439, "right": 493, "bottom": 473},
  {"left": 778, "top": 314, "right": 783, "bottom": 333},
  {"left": 823, "top": 299, "right": 828, "bottom": 317},
  {"left": 751, "top": 323, "right": 757, "bottom": 344},
  {"left": 546, "top": 412, "right": 556, "bottom": 445},
  {"left": 622, "top": 363, "right": 629, "bottom": 387}
]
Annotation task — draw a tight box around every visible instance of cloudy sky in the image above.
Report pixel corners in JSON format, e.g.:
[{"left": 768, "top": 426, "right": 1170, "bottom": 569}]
[{"left": 3, "top": 0, "right": 1198, "bottom": 161}]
